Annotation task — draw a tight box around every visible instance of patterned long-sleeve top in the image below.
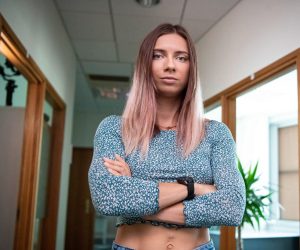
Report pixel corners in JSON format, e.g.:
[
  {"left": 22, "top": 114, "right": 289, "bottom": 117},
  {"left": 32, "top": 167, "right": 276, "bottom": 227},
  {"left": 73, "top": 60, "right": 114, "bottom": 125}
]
[{"left": 88, "top": 115, "right": 246, "bottom": 228}]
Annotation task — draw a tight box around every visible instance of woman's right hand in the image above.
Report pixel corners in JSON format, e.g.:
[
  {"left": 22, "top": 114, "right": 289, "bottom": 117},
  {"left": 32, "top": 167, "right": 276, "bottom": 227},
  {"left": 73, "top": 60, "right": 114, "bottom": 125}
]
[
  {"left": 103, "top": 154, "right": 132, "bottom": 177},
  {"left": 194, "top": 183, "right": 216, "bottom": 196}
]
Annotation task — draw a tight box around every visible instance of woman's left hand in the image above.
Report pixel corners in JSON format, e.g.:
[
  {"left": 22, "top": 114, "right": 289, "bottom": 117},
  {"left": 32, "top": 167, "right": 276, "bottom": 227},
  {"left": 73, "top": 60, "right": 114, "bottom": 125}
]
[{"left": 103, "top": 154, "right": 132, "bottom": 177}]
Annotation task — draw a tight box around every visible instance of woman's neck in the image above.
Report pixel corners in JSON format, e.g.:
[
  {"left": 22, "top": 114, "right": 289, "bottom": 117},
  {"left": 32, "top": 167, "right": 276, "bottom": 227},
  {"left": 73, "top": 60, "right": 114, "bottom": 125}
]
[{"left": 156, "top": 97, "right": 181, "bottom": 126}]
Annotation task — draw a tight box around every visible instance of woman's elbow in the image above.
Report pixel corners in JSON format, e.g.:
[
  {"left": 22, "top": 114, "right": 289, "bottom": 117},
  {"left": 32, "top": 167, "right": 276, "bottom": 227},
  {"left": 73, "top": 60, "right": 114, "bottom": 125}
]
[
  {"left": 227, "top": 209, "right": 244, "bottom": 226},
  {"left": 91, "top": 198, "right": 119, "bottom": 216},
  {"left": 88, "top": 171, "right": 118, "bottom": 216},
  {"left": 227, "top": 195, "right": 246, "bottom": 226}
]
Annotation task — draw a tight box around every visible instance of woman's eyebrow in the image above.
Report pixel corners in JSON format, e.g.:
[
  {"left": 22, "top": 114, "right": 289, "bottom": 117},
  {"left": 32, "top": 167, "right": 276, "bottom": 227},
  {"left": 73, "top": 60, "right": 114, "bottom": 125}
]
[
  {"left": 175, "top": 51, "right": 189, "bottom": 55},
  {"left": 153, "top": 49, "right": 189, "bottom": 54},
  {"left": 153, "top": 49, "right": 165, "bottom": 53}
]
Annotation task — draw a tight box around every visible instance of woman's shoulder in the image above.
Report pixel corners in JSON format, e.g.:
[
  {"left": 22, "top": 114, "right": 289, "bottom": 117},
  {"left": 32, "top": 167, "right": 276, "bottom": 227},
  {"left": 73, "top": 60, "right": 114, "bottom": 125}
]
[
  {"left": 97, "top": 115, "right": 122, "bottom": 133},
  {"left": 100, "top": 115, "right": 122, "bottom": 125},
  {"left": 204, "top": 119, "right": 233, "bottom": 141},
  {"left": 204, "top": 118, "right": 225, "bottom": 129}
]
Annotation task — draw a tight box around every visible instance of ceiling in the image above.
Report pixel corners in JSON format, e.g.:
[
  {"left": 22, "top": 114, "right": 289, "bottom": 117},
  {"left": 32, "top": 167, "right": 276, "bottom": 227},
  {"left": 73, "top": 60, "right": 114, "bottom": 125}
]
[{"left": 53, "top": 0, "right": 241, "bottom": 112}]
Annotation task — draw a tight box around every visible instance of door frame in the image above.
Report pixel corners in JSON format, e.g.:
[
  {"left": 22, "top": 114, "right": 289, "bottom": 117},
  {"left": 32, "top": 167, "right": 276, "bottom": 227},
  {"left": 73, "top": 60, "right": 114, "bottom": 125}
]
[
  {"left": 38, "top": 74, "right": 66, "bottom": 250},
  {"left": 0, "top": 14, "right": 66, "bottom": 250}
]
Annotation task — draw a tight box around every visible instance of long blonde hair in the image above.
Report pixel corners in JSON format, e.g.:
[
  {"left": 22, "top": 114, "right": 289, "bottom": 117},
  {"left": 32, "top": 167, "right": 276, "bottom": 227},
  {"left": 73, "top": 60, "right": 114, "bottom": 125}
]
[{"left": 122, "top": 23, "right": 206, "bottom": 157}]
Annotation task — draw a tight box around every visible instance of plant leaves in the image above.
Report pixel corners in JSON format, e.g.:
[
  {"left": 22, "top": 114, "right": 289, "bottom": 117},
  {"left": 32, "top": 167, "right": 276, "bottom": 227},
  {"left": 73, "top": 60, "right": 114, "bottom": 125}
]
[{"left": 237, "top": 158, "right": 274, "bottom": 230}]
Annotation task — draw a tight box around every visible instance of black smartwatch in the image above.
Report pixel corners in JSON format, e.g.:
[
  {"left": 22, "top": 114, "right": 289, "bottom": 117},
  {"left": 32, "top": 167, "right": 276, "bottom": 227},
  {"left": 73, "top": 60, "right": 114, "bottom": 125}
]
[{"left": 176, "top": 176, "right": 195, "bottom": 200}]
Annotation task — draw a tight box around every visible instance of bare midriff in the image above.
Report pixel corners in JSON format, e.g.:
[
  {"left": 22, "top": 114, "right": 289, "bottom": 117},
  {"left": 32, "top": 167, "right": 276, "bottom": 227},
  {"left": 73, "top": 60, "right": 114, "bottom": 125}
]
[{"left": 114, "top": 224, "right": 210, "bottom": 250}]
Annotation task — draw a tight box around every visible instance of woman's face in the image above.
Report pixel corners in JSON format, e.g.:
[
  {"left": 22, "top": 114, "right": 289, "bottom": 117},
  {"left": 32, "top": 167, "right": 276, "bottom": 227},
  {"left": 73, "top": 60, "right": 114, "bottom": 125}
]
[{"left": 151, "top": 33, "right": 190, "bottom": 98}]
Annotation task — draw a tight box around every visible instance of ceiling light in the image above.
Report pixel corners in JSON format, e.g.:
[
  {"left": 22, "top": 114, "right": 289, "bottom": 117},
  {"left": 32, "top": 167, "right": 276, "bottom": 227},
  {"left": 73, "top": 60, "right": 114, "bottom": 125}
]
[{"left": 135, "top": 0, "right": 160, "bottom": 8}]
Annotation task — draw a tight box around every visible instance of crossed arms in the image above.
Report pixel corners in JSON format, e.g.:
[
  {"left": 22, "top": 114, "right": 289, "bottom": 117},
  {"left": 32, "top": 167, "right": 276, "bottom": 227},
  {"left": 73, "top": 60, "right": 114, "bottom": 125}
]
[{"left": 88, "top": 116, "right": 246, "bottom": 227}]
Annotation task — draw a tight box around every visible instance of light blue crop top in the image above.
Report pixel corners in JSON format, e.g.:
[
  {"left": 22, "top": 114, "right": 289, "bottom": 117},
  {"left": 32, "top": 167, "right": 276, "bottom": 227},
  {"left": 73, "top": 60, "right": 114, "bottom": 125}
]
[{"left": 88, "top": 115, "right": 246, "bottom": 228}]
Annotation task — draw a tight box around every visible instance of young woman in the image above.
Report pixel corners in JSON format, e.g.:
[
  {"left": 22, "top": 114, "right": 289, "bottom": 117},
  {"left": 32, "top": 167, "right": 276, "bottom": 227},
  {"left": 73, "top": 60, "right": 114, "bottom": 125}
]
[{"left": 88, "top": 23, "right": 246, "bottom": 250}]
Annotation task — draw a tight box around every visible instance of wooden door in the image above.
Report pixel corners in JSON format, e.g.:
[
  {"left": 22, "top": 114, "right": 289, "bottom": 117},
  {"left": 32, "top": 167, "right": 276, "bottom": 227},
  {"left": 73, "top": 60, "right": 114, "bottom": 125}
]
[{"left": 65, "top": 148, "right": 95, "bottom": 250}]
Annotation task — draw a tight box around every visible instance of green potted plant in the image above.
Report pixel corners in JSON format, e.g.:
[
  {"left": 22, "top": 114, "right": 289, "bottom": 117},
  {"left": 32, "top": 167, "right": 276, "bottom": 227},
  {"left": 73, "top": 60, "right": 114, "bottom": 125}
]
[{"left": 237, "top": 159, "right": 273, "bottom": 250}]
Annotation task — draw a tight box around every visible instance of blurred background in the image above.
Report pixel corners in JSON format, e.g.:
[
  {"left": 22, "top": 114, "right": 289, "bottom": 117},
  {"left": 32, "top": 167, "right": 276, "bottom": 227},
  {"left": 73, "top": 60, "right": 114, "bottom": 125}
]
[{"left": 0, "top": 0, "right": 299, "bottom": 249}]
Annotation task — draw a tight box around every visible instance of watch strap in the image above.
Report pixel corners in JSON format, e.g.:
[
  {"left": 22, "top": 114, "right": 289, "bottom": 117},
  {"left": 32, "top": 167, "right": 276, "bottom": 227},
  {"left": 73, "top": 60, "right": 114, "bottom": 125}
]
[{"left": 176, "top": 176, "right": 195, "bottom": 201}]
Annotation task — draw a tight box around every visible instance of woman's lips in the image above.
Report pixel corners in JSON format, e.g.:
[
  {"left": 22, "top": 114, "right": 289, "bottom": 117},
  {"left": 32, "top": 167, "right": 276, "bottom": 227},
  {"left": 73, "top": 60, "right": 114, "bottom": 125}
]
[{"left": 160, "top": 77, "right": 178, "bottom": 84}]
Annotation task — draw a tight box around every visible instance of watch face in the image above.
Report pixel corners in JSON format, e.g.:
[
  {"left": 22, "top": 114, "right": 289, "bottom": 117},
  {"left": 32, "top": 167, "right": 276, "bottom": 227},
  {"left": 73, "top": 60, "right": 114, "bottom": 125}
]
[
  {"left": 177, "top": 176, "right": 194, "bottom": 184},
  {"left": 177, "top": 177, "right": 195, "bottom": 200}
]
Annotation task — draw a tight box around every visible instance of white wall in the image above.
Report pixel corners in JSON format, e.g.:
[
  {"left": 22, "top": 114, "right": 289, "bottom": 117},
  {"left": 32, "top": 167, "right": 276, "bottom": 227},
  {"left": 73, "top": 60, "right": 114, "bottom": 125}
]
[
  {"left": 0, "top": 0, "right": 76, "bottom": 249},
  {"left": 197, "top": 0, "right": 300, "bottom": 100}
]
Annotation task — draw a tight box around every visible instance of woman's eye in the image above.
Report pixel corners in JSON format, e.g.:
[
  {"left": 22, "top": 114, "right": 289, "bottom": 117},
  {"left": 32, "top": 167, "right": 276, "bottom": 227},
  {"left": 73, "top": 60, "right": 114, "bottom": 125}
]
[
  {"left": 176, "top": 56, "right": 189, "bottom": 62},
  {"left": 153, "top": 53, "right": 163, "bottom": 59}
]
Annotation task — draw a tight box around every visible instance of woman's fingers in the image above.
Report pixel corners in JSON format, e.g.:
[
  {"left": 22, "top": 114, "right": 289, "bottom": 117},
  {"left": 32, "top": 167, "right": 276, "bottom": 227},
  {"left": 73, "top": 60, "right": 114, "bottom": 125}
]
[
  {"left": 107, "top": 168, "right": 121, "bottom": 176},
  {"left": 114, "top": 154, "right": 132, "bottom": 177},
  {"left": 103, "top": 157, "right": 120, "bottom": 166},
  {"left": 103, "top": 156, "right": 132, "bottom": 177},
  {"left": 103, "top": 160, "right": 123, "bottom": 172},
  {"left": 115, "top": 154, "right": 126, "bottom": 164}
]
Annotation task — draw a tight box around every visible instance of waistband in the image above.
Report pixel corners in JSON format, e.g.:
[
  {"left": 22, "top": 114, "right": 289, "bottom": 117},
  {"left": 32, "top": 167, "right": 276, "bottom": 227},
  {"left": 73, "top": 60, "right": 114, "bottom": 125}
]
[{"left": 112, "top": 240, "right": 215, "bottom": 250}]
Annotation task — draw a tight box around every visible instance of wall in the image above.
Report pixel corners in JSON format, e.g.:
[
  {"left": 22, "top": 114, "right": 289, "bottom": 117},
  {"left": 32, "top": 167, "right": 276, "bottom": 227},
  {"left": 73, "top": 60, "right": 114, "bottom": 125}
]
[
  {"left": 0, "top": 0, "right": 76, "bottom": 249},
  {"left": 73, "top": 109, "right": 124, "bottom": 148},
  {"left": 73, "top": 112, "right": 104, "bottom": 148},
  {"left": 196, "top": 0, "right": 300, "bottom": 100},
  {"left": 72, "top": 67, "right": 125, "bottom": 148}
]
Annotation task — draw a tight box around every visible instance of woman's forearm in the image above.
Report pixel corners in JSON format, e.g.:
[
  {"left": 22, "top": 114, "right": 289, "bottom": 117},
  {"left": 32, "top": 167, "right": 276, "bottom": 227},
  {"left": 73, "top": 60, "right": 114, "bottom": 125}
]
[
  {"left": 158, "top": 182, "right": 216, "bottom": 210},
  {"left": 158, "top": 183, "right": 187, "bottom": 210},
  {"left": 145, "top": 202, "right": 185, "bottom": 225},
  {"left": 103, "top": 155, "right": 217, "bottom": 217},
  {"left": 147, "top": 183, "right": 217, "bottom": 224}
]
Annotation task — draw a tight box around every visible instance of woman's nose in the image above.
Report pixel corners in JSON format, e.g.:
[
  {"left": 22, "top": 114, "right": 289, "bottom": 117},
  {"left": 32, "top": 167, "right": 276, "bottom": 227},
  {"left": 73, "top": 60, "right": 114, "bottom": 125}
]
[{"left": 164, "top": 56, "right": 175, "bottom": 72}]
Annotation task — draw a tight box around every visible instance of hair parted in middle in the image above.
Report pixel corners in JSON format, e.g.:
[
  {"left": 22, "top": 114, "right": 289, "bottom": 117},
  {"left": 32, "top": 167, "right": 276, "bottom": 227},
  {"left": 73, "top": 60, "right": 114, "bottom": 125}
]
[{"left": 122, "top": 23, "right": 206, "bottom": 157}]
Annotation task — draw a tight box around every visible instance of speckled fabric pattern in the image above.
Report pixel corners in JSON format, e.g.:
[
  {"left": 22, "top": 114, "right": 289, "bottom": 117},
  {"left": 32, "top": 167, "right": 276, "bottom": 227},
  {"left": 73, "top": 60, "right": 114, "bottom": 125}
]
[{"left": 88, "top": 115, "right": 246, "bottom": 228}]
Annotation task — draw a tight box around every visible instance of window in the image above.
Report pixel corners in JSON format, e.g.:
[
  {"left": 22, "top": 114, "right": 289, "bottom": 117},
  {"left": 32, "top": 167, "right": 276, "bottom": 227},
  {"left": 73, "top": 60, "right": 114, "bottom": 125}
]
[
  {"left": 236, "top": 67, "right": 299, "bottom": 235},
  {"left": 204, "top": 103, "right": 222, "bottom": 122}
]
